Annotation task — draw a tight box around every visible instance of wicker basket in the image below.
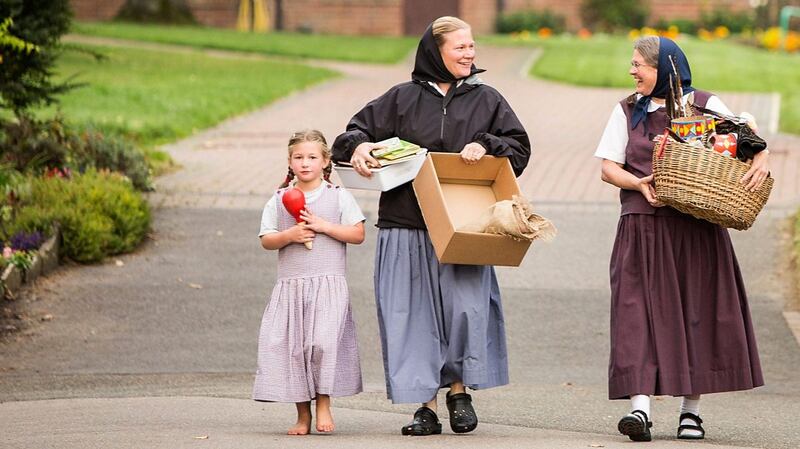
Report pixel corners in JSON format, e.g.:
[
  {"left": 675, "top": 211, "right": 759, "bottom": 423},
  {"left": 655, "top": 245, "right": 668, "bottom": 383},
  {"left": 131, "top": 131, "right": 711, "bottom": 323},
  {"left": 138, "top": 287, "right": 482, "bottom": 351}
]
[{"left": 652, "top": 136, "right": 773, "bottom": 230}]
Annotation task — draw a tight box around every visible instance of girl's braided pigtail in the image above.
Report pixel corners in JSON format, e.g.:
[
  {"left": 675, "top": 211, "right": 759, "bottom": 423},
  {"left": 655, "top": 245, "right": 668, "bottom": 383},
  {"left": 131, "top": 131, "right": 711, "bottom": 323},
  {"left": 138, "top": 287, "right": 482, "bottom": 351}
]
[
  {"left": 279, "top": 168, "right": 295, "bottom": 189},
  {"left": 323, "top": 164, "right": 332, "bottom": 184}
]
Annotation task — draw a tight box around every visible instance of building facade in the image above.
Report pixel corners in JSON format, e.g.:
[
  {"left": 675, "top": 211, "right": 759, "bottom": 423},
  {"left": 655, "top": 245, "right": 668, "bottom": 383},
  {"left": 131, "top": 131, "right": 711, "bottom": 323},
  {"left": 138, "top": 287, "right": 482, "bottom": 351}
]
[{"left": 70, "top": 0, "right": 755, "bottom": 35}]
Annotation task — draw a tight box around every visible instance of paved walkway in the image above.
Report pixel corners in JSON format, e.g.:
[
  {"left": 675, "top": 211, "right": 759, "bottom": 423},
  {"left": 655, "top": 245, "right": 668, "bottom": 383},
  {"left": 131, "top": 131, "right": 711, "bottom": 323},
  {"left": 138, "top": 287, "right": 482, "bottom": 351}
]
[
  {"left": 134, "top": 41, "right": 800, "bottom": 212},
  {"left": 2, "top": 37, "right": 800, "bottom": 449}
]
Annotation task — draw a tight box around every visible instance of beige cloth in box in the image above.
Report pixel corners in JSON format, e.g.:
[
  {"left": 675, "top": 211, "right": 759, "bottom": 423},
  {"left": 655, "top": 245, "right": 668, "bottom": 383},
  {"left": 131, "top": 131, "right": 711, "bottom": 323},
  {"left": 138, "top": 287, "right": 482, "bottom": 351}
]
[{"left": 461, "top": 195, "right": 556, "bottom": 241}]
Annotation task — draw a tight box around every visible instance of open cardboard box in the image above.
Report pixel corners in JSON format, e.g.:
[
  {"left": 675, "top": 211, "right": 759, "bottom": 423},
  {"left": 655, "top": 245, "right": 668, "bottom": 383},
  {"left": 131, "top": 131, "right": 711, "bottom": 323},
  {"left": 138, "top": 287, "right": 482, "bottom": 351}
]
[
  {"left": 412, "top": 153, "right": 531, "bottom": 266},
  {"left": 333, "top": 150, "right": 427, "bottom": 191}
]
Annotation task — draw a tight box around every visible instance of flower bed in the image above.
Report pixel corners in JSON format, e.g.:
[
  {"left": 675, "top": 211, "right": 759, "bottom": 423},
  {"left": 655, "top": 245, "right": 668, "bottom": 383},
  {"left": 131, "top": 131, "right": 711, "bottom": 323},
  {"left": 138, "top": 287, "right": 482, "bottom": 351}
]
[{"left": 1, "top": 227, "right": 60, "bottom": 299}]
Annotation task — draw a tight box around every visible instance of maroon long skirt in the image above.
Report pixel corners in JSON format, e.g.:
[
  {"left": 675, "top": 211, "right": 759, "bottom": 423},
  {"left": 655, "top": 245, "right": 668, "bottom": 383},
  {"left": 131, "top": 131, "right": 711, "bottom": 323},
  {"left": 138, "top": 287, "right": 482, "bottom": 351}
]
[{"left": 608, "top": 213, "right": 764, "bottom": 400}]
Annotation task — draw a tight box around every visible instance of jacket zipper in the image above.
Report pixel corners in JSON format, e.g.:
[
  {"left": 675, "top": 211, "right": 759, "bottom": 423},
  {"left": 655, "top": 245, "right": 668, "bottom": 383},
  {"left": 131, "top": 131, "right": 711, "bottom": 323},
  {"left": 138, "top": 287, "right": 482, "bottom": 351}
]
[{"left": 440, "top": 106, "right": 447, "bottom": 141}]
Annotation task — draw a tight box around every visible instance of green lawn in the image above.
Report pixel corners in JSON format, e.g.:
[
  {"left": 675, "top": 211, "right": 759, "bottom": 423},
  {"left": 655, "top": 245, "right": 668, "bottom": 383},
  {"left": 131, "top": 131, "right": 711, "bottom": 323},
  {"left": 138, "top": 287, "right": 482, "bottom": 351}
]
[
  {"left": 72, "top": 22, "right": 417, "bottom": 64},
  {"left": 481, "top": 34, "right": 800, "bottom": 134},
  {"left": 37, "top": 44, "right": 337, "bottom": 146}
]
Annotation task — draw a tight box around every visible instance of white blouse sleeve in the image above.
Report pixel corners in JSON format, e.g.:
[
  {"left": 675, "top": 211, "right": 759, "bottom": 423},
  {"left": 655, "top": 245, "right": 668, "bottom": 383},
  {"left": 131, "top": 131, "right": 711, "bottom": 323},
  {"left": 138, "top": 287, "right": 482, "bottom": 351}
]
[
  {"left": 258, "top": 195, "right": 279, "bottom": 237},
  {"left": 594, "top": 103, "right": 628, "bottom": 164},
  {"left": 704, "top": 95, "right": 734, "bottom": 117},
  {"left": 337, "top": 187, "right": 366, "bottom": 226}
]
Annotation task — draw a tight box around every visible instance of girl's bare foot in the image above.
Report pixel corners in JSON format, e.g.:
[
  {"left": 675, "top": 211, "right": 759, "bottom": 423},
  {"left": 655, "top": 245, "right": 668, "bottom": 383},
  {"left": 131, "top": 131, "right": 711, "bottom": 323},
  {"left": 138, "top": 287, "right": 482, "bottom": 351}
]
[
  {"left": 288, "top": 402, "right": 312, "bottom": 435},
  {"left": 315, "top": 395, "right": 335, "bottom": 433}
]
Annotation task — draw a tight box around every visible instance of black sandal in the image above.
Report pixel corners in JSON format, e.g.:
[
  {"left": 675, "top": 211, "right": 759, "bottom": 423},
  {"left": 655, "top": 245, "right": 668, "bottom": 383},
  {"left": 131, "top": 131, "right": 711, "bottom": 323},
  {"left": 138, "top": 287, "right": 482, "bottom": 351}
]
[
  {"left": 446, "top": 391, "right": 478, "bottom": 433},
  {"left": 618, "top": 409, "right": 653, "bottom": 442},
  {"left": 401, "top": 406, "right": 442, "bottom": 436},
  {"left": 677, "top": 412, "right": 705, "bottom": 440}
]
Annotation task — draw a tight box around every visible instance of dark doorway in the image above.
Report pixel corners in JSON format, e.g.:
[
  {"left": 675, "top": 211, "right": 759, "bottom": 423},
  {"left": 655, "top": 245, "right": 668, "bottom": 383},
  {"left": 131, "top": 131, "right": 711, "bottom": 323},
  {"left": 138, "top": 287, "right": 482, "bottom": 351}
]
[{"left": 403, "top": 0, "right": 459, "bottom": 36}]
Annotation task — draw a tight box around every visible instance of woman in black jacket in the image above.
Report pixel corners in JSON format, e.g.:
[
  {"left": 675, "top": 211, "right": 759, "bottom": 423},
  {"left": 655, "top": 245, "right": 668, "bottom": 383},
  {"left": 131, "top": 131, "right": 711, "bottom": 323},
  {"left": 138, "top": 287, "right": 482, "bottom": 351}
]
[{"left": 332, "top": 16, "right": 530, "bottom": 436}]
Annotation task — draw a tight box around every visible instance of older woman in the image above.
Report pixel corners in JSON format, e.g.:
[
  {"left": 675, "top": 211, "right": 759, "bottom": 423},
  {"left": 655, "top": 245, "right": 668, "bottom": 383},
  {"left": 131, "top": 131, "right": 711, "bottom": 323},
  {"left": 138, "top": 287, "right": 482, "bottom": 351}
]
[
  {"left": 595, "top": 36, "right": 768, "bottom": 442},
  {"left": 332, "top": 16, "right": 530, "bottom": 436}
]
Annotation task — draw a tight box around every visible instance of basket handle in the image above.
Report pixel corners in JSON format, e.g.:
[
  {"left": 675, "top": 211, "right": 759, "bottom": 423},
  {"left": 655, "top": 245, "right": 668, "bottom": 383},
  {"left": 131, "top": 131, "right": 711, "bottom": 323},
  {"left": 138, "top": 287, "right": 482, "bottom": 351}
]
[{"left": 656, "top": 129, "right": 670, "bottom": 158}]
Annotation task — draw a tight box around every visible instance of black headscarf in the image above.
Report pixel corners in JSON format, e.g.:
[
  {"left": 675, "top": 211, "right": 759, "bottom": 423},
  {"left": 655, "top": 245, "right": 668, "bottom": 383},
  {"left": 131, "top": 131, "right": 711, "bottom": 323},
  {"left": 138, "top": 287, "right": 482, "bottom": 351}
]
[
  {"left": 630, "top": 37, "right": 695, "bottom": 131},
  {"left": 411, "top": 23, "right": 485, "bottom": 85}
]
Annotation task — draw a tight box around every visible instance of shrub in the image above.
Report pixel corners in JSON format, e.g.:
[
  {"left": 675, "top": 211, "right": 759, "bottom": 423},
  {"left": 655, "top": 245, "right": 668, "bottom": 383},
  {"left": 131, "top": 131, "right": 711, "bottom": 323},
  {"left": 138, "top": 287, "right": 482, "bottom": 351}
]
[
  {"left": 581, "top": 0, "right": 648, "bottom": 32},
  {"left": 496, "top": 10, "right": 566, "bottom": 34},
  {"left": 73, "top": 129, "right": 153, "bottom": 191},
  {"left": 700, "top": 8, "right": 755, "bottom": 34},
  {"left": 11, "top": 170, "right": 150, "bottom": 263},
  {"left": 116, "top": 0, "right": 196, "bottom": 25},
  {"left": 0, "top": 116, "right": 153, "bottom": 190},
  {"left": 0, "top": 115, "right": 74, "bottom": 173},
  {"left": 653, "top": 18, "right": 698, "bottom": 35},
  {"left": 0, "top": 162, "right": 31, "bottom": 241}
]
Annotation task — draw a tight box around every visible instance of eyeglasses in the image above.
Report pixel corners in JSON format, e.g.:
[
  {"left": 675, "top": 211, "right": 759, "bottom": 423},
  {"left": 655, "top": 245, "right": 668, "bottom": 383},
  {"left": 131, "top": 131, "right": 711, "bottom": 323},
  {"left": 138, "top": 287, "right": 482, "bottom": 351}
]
[{"left": 630, "top": 61, "right": 650, "bottom": 70}]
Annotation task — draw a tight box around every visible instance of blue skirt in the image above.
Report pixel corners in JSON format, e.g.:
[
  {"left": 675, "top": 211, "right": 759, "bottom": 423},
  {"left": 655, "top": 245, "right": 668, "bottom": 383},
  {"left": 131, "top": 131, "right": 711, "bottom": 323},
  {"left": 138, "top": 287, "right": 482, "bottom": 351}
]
[{"left": 374, "top": 228, "right": 509, "bottom": 403}]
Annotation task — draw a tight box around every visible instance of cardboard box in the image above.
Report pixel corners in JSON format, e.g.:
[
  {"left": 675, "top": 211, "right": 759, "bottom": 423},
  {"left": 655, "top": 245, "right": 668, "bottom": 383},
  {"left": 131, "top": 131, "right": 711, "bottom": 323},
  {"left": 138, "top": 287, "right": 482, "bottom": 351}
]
[
  {"left": 333, "top": 149, "right": 427, "bottom": 191},
  {"left": 412, "top": 153, "right": 531, "bottom": 266}
]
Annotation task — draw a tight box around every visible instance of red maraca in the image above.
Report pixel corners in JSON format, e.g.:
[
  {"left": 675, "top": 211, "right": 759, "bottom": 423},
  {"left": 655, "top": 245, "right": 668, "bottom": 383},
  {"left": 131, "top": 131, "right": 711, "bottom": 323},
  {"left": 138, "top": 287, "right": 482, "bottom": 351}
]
[{"left": 282, "top": 187, "right": 312, "bottom": 250}]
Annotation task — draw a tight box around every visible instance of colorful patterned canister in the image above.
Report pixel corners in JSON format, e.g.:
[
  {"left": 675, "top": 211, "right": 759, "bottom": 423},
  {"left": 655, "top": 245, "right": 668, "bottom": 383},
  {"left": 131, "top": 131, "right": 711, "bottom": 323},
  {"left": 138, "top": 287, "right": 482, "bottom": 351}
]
[
  {"left": 711, "top": 133, "right": 737, "bottom": 158},
  {"left": 671, "top": 115, "right": 716, "bottom": 142}
]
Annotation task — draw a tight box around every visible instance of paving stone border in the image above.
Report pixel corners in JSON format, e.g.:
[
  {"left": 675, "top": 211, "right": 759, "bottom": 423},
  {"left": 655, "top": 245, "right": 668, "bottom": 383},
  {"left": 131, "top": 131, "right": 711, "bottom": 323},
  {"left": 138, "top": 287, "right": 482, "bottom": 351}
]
[{"left": 1, "top": 228, "right": 61, "bottom": 299}]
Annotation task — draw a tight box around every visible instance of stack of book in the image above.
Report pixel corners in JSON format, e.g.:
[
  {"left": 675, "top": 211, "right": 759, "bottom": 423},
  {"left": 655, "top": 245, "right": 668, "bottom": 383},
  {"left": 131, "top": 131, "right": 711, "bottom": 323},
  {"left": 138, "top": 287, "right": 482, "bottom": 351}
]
[{"left": 369, "top": 137, "right": 424, "bottom": 166}]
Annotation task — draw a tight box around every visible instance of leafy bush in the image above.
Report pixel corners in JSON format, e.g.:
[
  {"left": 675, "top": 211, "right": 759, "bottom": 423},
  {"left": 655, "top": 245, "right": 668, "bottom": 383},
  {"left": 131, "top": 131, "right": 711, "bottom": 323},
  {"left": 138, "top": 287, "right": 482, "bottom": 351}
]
[
  {"left": 73, "top": 129, "right": 153, "bottom": 190},
  {"left": 653, "top": 18, "right": 698, "bottom": 35},
  {"left": 116, "top": 0, "right": 196, "bottom": 24},
  {"left": 496, "top": 10, "right": 566, "bottom": 34},
  {"left": 581, "top": 0, "right": 648, "bottom": 32},
  {"left": 700, "top": 8, "right": 755, "bottom": 34},
  {"left": 0, "top": 0, "right": 74, "bottom": 117},
  {"left": 10, "top": 170, "right": 150, "bottom": 263},
  {"left": 0, "top": 116, "right": 153, "bottom": 190},
  {"left": 0, "top": 115, "right": 73, "bottom": 173},
  {"left": 0, "top": 162, "right": 31, "bottom": 241}
]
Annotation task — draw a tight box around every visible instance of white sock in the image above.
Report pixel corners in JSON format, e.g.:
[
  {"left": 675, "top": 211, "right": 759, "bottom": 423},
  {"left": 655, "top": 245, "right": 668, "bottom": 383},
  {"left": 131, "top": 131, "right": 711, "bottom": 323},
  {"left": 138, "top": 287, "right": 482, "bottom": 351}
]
[
  {"left": 679, "top": 395, "right": 702, "bottom": 437},
  {"left": 630, "top": 394, "right": 651, "bottom": 421}
]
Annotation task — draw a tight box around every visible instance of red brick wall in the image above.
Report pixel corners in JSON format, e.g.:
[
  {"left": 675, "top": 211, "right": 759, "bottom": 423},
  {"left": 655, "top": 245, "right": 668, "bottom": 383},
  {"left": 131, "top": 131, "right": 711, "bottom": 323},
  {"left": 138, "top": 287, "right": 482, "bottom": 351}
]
[
  {"left": 69, "top": 0, "right": 237, "bottom": 26},
  {"left": 282, "top": 0, "right": 402, "bottom": 35},
  {"left": 69, "top": 0, "right": 758, "bottom": 34},
  {"left": 504, "top": 0, "right": 583, "bottom": 31},
  {"left": 649, "top": 0, "right": 752, "bottom": 23},
  {"left": 460, "top": 0, "right": 497, "bottom": 35},
  {"left": 71, "top": 0, "right": 126, "bottom": 21},
  {"left": 189, "top": 0, "right": 239, "bottom": 28}
]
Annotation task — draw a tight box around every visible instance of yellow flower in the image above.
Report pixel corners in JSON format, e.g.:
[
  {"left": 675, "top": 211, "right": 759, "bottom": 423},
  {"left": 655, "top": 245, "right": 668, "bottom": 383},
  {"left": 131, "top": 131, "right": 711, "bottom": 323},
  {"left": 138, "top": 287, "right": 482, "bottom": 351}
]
[
  {"left": 661, "top": 25, "right": 679, "bottom": 40},
  {"left": 640, "top": 26, "right": 659, "bottom": 37},
  {"left": 512, "top": 30, "right": 532, "bottom": 41},
  {"left": 628, "top": 29, "right": 641, "bottom": 40},
  {"left": 713, "top": 26, "right": 730, "bottom": 39},
  {"left": 762, "top": 27, "right": 781, "bottom": 50},
  {"left": 698, "top": 28, "right": 714, "bottom": 41}
]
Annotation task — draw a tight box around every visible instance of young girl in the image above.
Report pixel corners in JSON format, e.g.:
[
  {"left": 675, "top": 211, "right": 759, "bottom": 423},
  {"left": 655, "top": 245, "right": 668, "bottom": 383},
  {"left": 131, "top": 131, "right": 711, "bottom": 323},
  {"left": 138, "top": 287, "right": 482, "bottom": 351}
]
[{"left": 252, "top": 129, "right": 366, "bottom": 435}]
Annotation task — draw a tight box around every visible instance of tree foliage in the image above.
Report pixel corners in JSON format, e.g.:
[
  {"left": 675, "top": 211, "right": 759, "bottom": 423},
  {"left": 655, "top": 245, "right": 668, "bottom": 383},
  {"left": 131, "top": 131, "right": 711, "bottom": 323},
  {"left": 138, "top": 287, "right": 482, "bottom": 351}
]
[{"left": 0, "top": 0, "right": 73, "bottom": 117}]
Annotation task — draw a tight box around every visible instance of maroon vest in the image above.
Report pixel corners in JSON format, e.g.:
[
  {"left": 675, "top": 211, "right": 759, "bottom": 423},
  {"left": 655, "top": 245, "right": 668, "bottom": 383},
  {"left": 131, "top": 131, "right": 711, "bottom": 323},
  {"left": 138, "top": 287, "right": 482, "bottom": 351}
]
[{"left": 618, "top": 90, "right": 712, "bottom": 215}]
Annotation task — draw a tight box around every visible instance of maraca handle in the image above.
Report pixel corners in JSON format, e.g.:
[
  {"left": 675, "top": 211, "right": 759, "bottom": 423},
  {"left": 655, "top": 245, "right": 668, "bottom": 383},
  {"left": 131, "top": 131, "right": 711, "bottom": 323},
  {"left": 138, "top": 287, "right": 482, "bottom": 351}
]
[{"left": 298, "top": 220, "right": 313, "bottom": 250}]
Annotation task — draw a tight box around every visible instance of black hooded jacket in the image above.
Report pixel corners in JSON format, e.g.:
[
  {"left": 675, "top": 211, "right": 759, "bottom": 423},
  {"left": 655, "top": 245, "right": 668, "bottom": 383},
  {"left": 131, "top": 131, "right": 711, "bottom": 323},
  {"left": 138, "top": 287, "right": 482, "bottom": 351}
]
[{"left": 332, "top": 26, "right": 531, "bottom": 229}]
